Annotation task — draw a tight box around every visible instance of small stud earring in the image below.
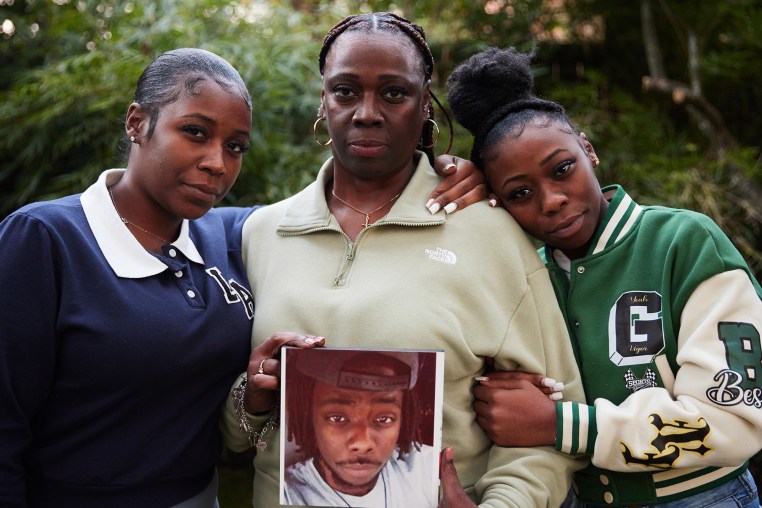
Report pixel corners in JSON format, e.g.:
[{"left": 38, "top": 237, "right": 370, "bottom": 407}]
[
  {"left": 130, "top": 135, "right": 136, "bottom": 142},
  {"left": 592, "top": 156, "right": 600, "bottom": 168}
]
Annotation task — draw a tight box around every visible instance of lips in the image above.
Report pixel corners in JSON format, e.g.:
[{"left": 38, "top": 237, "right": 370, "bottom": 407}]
[
  {"left": 549, "top": 212, "right": 585, "bottom": 239},
  {"left": 184, "top": 183, "right": 221, "bottom": 204},
  {"left": 348, "top": 139, "right": 387, "bottom": 157}
]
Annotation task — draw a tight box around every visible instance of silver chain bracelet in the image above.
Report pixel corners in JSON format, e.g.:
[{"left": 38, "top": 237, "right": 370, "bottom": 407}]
[{"left": 231, "top": 379, "right": 280, "bottom": 451}]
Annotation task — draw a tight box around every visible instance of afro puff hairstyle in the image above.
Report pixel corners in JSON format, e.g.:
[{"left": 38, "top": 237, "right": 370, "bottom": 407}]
[{"left": 446, "top": 47, "right": 570, "bottom": 167}]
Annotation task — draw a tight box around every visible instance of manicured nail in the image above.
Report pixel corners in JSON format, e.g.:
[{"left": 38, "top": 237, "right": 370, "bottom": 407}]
[
  {"left": 474, "top": 376, "right": 489, "bottom": 382},
  {"left": 549, "top": 392, "right": 563, "bottom": 401},
  {"left": 489, "top": 198, "right": 498, "bottom": 207},
  {"left": 541, "top": 377, "right": 559, "bottom": 388},
  {"left": 444, "top": 163, "right": 457, "bottom": 173},
  {"left": 304, "top": 337, "right": 314, "bottom": 344},
  {"left": 444, "top": 202, "right": 458, "bottom": 214},
  {"left": 428, "top": 202, "right": 441, "bottom": 214},
  {"left": 426, "top": 198, "right": 435, "bottom": 209},
  {"left": 445, "top": 447, "right": 453, "bottom": 461},
  {"left": 553, "top": 382, "right": 565, "bottom": 392}
]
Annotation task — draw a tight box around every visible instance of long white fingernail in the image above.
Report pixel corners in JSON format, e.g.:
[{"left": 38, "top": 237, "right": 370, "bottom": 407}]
[
  {"left": 489, "top": 198, "right": 498, "bottom": 207},
  {"left": 444, "top": 202, "right": 458, "bottom": 214},
  {"left": 549, "top": 392, "right": 563, "bottom": 401},
  {"left": 444, "top": 163, "right": 456, "bottom": 173},
  {"left": 553, "top": 382, "right": 565, "bottom": 392},
  {"left": 426, "top": 198, "right": 435, "bottom": 209},
  {"left": 542, "top": 377, "right": 558, "bottom": 388},
  {"left": 474, "top": 376, "right": 489, "bottom": 382},
  {"left": 428, "top": 202, "right": 441, "bottom": 214}
]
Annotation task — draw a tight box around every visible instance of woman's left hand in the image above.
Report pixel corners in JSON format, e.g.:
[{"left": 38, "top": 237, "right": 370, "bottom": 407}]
[
  {"left": 473, "top": 371, "right": 558, "bottom": 447},
  {"left": 428, "top": 155, "right": 497, "bottom": 214},
  {"left": 438, "top": 448, "right": 477, "bottom": 508}
]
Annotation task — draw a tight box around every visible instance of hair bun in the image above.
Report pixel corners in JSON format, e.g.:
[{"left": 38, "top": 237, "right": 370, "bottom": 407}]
[{"left": 446, "top": 47, "right": 535, "bottom": 136}]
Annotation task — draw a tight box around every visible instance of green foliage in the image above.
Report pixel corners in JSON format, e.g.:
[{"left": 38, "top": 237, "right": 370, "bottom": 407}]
[
  {"left": 1, "top": 0, "right": 761, "bottom": 279},
  {"left": 0, "top": 0, "right": 332, "bottom": 216}
]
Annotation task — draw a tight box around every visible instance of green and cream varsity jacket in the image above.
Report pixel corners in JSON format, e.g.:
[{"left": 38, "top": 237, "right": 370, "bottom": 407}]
[{"left": 548, "top": 185, "right": 762, "bottom": 505}]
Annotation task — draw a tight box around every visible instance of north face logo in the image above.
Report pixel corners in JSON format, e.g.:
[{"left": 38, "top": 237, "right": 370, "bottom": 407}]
[{"left": 425, "top": 247, "right": 457, "bottom": 265}]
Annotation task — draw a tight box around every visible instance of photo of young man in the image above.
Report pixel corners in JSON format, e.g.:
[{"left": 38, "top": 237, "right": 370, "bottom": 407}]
[{"left": 280, "top": 348, "right": 442, "bottom": 507}]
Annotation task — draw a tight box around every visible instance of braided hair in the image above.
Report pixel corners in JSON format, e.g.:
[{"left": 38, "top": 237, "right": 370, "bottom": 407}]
[
  {"left": 446, "top": 47, "right": 572, "bottom": 168},
  {"left": 319, "top": 12, "right": 453, "bottom": 162}
]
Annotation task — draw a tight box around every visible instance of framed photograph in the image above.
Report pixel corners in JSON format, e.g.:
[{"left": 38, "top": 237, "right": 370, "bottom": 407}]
[{"left": 279, "top": 346, "right": 444, "bottom": 507}]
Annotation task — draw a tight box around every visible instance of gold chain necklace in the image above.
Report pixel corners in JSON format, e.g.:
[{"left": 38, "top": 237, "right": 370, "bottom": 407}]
[
  {"left": 331, "top": 189, "right": 401, "bottom": 228},
  {"left": 108, "top": 186, "right": 173, "bottom": 245}
]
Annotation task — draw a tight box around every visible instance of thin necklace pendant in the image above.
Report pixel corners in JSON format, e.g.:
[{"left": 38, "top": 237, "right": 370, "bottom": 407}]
[
  {"left": 331, "top": 188, "right": 401, "bottom": 229},
  {"left": 109, "top": 186, "right": 173, "bottom": 245}
]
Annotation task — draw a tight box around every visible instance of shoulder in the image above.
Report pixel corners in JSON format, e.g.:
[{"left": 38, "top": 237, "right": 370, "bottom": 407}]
[
  {"left": 2, "top": 194, "right": 85, "bottom": 234},
  {"left": 198, "top": 205, "right": 262, "bottom": 247},
  {"left": 449, "top": 204, "right": 546, "bottom": 272},
  {"left": 639, "top": 205, "right": 755, "bottom": 285},
  {"left": 640, "top": 205, "right": 740, "bottom": 255},
  {"left": 9, "top": 194, "right": 83, "bottom": 220}
]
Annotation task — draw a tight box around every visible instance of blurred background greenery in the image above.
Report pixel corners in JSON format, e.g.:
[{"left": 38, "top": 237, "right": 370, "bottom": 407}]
[
  {"left": 2, "top": 0, "right": 761, "bottom": 277},
  {"left": 2, "top": 0, "right": 761, "bottom": 503}
]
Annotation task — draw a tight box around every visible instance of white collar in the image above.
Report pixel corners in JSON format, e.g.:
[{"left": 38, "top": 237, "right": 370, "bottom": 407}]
[
  {"left": 81, "top": 169, "right": 204, "bottom": 278},
  {"left": 552, "top": 248, "right": 572, "bottom": 280}
]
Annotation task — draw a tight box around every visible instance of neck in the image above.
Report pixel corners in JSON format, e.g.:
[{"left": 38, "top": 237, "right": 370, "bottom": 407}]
[
  {"left": 331, "top": 169, "right": 414, "bottom": 208},
  {"left": 327, "top": 157, "right": 417, "bottom": 240},
  {"left": 108, "top": 180, "right": 181, "bottom": 250}
]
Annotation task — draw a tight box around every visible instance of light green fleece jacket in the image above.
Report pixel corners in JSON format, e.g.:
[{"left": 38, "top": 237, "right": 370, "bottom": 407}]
[{"left": 220, "top": 153, "right": 588, "bottom": 508}]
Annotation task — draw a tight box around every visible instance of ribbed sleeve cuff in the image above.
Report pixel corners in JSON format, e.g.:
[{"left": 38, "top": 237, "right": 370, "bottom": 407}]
[{"left": 556, "top": 400, "right": 596, "bottom": 454}]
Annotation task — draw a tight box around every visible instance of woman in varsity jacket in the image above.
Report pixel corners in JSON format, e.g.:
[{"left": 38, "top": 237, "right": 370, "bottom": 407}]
[{"left": 445, "top": 46, "right": 762, "bottom": 507}]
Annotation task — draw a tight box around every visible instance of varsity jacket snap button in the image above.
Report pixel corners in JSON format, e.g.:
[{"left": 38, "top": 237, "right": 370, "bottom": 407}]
[
  {"left": 186, "top": 290, "right": 196, "bottom": 298},
  {"left": 577, "top": 265, "right": 585, "bottom": 274},
  {"left": 168, "top": 248, "right": 177, "bottom": 257},
  {"left": 174, "top": 271, "right": 183, "bottom": 278},
  {"left": 603, "top": 492, "right": 614, "bottom": 504},
  {"left": 599, "top": 474, "right": 609, "bottom": 485}
]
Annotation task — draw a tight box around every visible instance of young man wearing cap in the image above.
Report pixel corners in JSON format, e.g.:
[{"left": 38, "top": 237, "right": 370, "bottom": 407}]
[{"left": 282, "top": 349, "right": 437, "bottom": 507}]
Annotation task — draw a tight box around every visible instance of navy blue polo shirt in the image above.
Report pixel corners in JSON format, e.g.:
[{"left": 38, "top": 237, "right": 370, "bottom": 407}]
[{"left": 0, "top": 169, "right": 257, "bottom": 507}]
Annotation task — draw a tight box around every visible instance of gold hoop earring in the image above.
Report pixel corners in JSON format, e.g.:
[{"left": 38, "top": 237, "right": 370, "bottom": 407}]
[
  {"left": 313, "top": 117, "right": 332, "bottom": 146},
  {"left": 592, "top": 156, "right": 600, "bottom": 168},
  {"left": 420, "top": 118, "right": 439, "bottom": 149}
]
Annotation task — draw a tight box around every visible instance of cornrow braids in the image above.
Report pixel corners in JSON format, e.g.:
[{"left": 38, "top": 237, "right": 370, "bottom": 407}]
[{"left": 318, "top": 12, "right": 453, "bottom": 162}]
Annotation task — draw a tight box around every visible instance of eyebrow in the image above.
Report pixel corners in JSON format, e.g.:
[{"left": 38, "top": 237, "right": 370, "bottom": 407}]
[
  {"left": 179, "top": 113, "right": 250, "bottom": 138},
  {"left": 327, "top": 72, "right": 416, "bottom": 84},
  {"left": 180, "top": 113, "right": 216, "bottom": 125},
  {"left": 540, "top": 148, "right": 565, "bottom": 165}
]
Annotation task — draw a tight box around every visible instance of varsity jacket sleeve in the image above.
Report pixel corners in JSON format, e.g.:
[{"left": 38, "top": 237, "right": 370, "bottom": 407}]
[
  {"left": 556, "top": 215, "right": 762, "bottom": 472},
  {"left": 0, "top": 212, "right": 59, "bottom": 507}
]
